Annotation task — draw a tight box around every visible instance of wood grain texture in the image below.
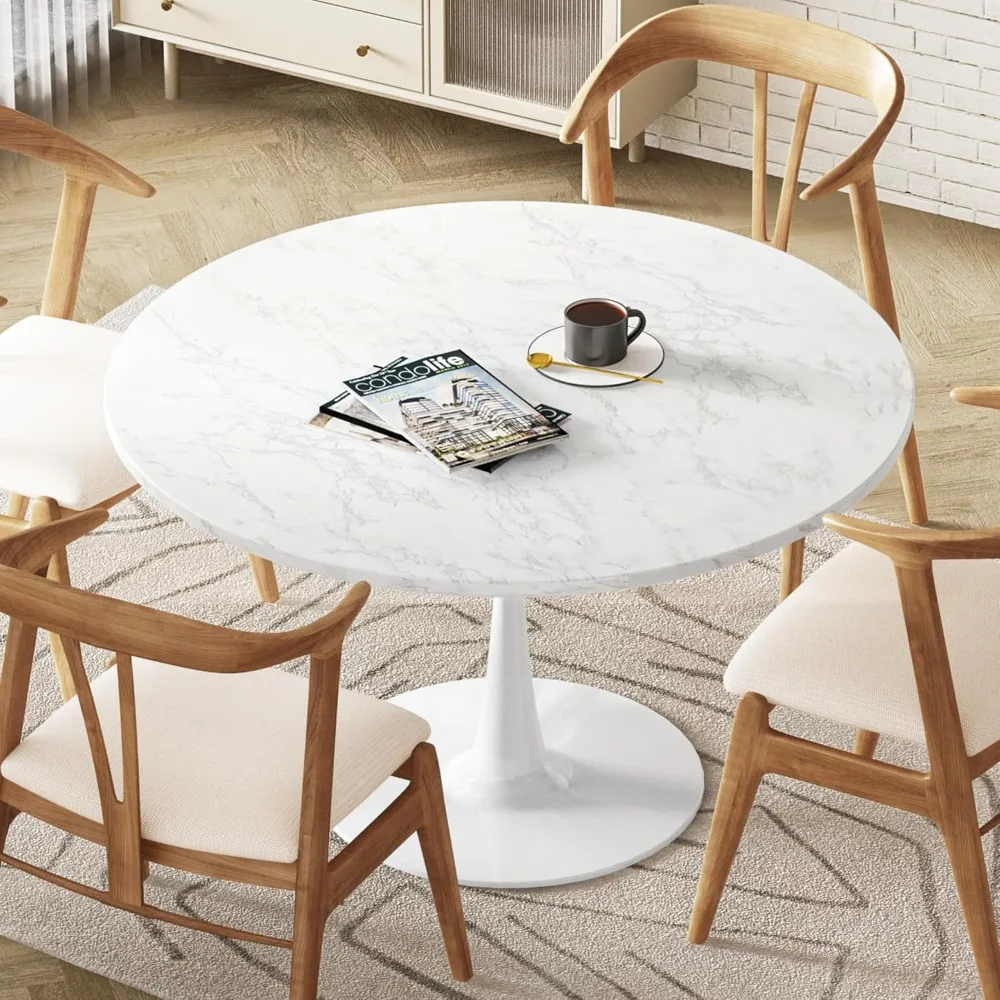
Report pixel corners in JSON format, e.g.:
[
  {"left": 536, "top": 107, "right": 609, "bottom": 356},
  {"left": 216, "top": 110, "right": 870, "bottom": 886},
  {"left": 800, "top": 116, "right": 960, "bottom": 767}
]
[
  {"left": 848, "top": 172, "right": 928, "bottom": 527},
  {"left": 289, "top": 649, "right": 342, "bottom": 1000},
  {"left": 853, "top": 729, "right": 880, "bottom": 758},
  {"left": 248, "top": 553, "right": 280, "bottom": 604},
  {"left": 40, "top": 176, "right": 97, "bottom": 320},
  {"left": 772, "top": 81, "right": 816, "bottom": 253},
  {"left": 778, "top": 539, "right": 804, "bottom": 600},
  {"left": 0, "top": 780, "right": 298, "bottom": 888},
  {"left": 0, "top": 563, "right": 371, "bottom": 672},
  {"left": 687, "top": 691, "right": 769, "bottom": 944},
  {"left": 27, "top": 498, "right": 77, "bottom": 702},
  {"left": 583, "top": 109, "right": 615, "bottom": 208},
  {"left": 413, "top": 742, "right": 473, "bottom": 982},
  {"left": 952, "top": 387, "right": 1000, "bottom": 410},
  {"left": 0, "top": 105, "right": 154, "bottom": 197},
  {"left": 0, "top": 509, "right": 107, "bottom": 575},
  {"left": 894, "top": 561, "right": 1000, "bottom": 998},
  {"left": 824, "top": 512, "right": 1000, "bottom": 564},
  {"left": 0, "top": 937, "right": 157, "bottom": 1000},
  {"left": 751, "top": 70, "right": 768, "bottom": 243}
]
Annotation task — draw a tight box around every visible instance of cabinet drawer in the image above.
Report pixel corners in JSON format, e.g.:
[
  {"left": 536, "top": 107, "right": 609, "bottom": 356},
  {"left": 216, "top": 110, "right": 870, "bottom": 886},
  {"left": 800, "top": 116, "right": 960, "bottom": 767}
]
[
  {"left": 314, "top": 0, "right": 421, "bottom": 24},
  {"left": 118, "top": 0, "right": 423, "bottom": 92}
]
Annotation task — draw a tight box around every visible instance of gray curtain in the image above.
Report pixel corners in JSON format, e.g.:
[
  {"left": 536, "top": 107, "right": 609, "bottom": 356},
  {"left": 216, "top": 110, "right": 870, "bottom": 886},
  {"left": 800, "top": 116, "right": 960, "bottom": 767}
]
[{"left": 0, "top": 0, "right": 142, "bottom": 122}]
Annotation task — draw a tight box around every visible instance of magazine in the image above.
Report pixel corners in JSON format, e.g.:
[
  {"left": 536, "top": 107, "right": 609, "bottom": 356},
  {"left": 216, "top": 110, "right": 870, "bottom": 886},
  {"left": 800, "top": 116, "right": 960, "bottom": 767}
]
[
  {"left": 313, "top": 391, "right": 570, "bottom": 473},
  {"left": 340, "top": 350, "right": 568, "bottom": 471}
]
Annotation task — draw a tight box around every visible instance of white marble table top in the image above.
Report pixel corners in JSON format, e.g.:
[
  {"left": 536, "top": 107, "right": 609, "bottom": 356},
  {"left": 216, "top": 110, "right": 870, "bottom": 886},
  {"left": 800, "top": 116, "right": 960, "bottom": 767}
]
[{"left": 105, "top": 201, "right": 914, "bottom": 596}]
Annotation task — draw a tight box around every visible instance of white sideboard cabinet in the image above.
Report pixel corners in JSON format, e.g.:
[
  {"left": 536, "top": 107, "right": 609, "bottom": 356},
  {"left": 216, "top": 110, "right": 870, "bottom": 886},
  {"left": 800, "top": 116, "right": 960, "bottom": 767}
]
[{"left": 113, "top": 0, "right": 695, "bottom": 165}]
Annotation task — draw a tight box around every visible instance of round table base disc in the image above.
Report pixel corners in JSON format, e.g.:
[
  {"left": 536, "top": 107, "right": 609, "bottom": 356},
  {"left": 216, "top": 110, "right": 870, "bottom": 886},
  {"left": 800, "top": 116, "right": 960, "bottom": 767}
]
[{"left": 335, "top": 678, "right": 705, "bottom": 889}]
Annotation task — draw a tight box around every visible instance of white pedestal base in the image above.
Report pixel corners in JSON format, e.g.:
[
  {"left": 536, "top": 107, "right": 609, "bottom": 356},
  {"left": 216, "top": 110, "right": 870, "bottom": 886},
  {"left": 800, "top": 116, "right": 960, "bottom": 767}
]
[{"left": 336, "top": 599, "right": 704, "bottom": 889}]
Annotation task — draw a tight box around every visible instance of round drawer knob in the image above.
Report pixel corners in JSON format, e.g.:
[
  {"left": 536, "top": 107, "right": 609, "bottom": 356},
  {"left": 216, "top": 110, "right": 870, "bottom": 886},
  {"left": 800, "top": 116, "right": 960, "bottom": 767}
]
[
  {"left": 356, "top": 44, "right": 370, "bottom": 57},
  {"left": 161, "top": 0, "right": 174, "bottom": 9}
]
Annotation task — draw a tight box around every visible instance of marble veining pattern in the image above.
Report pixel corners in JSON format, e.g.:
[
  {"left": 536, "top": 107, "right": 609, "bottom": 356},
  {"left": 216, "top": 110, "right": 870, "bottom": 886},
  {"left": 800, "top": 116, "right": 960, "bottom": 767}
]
[{"left": 104, "top": 201, "right": 914, "bottom": 595}]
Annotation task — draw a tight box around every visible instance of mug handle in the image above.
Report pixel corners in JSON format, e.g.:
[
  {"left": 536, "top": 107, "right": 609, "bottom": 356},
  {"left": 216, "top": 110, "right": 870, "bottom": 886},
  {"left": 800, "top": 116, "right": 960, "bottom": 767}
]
[{"left": 626, "top": 307, "right": 646, "bottom": 344}]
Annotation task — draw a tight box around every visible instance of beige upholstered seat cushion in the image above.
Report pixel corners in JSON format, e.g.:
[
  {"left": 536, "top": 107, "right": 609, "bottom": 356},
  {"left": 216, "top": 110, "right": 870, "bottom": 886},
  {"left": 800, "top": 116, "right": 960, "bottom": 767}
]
[
  {"left": 0, "top": 658, "right": 430, "bottom": 863},
  {"left": 725, "top": 541, "right": 1000, "bottom": 755},
  {"left": 0, "top": 316, "right": 135, "bottom": 509}
]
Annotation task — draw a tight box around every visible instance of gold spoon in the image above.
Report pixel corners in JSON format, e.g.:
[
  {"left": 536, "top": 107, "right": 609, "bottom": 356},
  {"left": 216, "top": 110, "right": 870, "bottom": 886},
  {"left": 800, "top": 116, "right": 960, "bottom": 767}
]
[{"left": 526, "top": 351, "right": 664, "bottom": 384}]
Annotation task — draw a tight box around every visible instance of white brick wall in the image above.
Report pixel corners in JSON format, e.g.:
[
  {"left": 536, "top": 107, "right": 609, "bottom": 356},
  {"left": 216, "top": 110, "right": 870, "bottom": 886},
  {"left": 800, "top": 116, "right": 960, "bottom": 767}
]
[{"left": 646, "top": 0, "right": 1000, "bottom": 228}]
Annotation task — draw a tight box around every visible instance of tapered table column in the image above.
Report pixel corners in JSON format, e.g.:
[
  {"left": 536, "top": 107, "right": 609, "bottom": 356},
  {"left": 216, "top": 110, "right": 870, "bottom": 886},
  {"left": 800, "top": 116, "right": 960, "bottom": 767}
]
[{"left": 336, "top": 597, "right": 703, "bottom": 888}]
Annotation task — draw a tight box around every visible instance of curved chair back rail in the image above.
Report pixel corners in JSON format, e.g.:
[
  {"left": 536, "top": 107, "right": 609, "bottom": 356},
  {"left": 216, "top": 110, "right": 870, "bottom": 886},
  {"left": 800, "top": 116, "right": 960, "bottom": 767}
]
[
  {"left": 0, "top": 105, "right": 154, "bottom": 321},
  {"left": 561, "top": 4, "right": 903, "bottom": 225},
  {"left": 0, "top": 515, "right": 473, "bottom": 998},
  {"left": 0, "top": 561, "right": 370, "bottom": 671}
]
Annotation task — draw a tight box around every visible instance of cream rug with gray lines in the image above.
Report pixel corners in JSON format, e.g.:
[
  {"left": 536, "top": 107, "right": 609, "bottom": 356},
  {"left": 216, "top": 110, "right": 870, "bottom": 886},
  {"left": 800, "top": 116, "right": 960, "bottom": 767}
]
[{"left": 0, "top": 292, "right": 995, "bottom": 999}]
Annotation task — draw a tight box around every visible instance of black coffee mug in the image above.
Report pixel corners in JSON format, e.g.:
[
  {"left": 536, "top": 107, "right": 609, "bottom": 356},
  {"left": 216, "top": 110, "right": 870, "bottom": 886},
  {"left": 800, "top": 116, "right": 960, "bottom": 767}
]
[{"left": 564, "top": 298, "right": 647, "bottom": 367}]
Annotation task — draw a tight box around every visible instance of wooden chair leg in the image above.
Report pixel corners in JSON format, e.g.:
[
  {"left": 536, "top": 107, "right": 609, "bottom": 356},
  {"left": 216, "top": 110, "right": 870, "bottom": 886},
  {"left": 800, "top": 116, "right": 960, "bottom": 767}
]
[
  {"left": 779, "top": 539, "right": 805, "bottom": 601},
  {"left": 0, "top": 804, "right": 18, "bottom": 855},
  {"left": 288, "top": 889, "right": 327, "bottom": 1000},
  {"left": 248, "top": 555, "right": 280, "bottom": 603},
  {"left": 288, "top": 647, "right": 346, "bottom": 1000},
  {"left": 688, "top": 693, "right": 770, "bottom": 945},
  {"left": 853, "top": 729, "right": 880, "bottom": 758},
  {"left": 28, "top": 498, "right": 76, "bottom": 702},
  {"left": 412, "top": 743, "right": 473, "bottom": 982},
  {"left": 935, "top": 784, "right": 1000, "bottom": 1000},
  {"left": 7, "top": 493, "right": 29, "bottom": 520},
  {"left": 899, "top": 427, "right": 928, "bottom": 526}
]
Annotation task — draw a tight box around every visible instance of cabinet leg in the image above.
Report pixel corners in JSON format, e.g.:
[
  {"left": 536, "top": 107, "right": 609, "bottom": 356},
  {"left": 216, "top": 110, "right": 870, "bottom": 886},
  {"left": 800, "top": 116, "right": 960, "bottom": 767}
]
[
  {"left": 628, "top": 132, "right": 647, "bottom": 164},
  {"left": 164, "top": 42, "right": 180, "bottom": 100}
]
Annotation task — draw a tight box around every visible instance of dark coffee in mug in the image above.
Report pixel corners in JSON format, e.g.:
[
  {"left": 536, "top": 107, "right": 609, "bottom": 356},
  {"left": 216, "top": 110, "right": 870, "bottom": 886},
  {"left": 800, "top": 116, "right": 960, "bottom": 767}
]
[
  {"left": 564, "top": 297, "right": 646, "bottom": 368},
  {"left": 565, "top": 300, "right": 627, "bottom": 328}
]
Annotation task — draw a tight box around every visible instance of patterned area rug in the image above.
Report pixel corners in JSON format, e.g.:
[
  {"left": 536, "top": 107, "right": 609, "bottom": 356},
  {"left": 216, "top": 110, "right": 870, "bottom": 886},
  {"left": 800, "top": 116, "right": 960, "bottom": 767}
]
[{"left": 0, "top": 292, "right": 993, "bottom": 999}]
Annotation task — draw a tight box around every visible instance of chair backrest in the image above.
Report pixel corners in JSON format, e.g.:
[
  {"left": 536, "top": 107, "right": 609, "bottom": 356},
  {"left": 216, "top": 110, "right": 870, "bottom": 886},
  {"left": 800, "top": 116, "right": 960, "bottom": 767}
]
[
  {"left": 561, "top": 4, "right": 903, "bottom": 253},
  {"left": 825, "top": 513, "right": 1000, "bottom": 778},
  {"left": 0, "top": 513, "right": 370, "bottom": 906},
  {"left": 0, "top": 105, "right": 155, "bottom": 319}
]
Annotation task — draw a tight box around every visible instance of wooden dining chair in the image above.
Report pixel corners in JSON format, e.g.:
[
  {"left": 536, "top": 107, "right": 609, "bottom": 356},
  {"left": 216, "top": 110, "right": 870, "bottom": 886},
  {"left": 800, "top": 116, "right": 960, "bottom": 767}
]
[
  {"left": 561, "top": 4, "right": 929, "bottom": 603},
  {"left": 687, "top": 496, "right": 1000, "bottom": 997},
  {"left": 0, "top": 105, "right": 282, "bottom": 706},
  {"left": 0, "top": 511, "right": 473, "bottom": 999}
]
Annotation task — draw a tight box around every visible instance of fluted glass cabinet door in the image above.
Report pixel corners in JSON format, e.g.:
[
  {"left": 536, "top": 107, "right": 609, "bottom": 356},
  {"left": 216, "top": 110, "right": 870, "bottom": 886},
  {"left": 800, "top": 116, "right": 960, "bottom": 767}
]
[{"left": 429, "top": 0, "right": 616, "bottom": 131}]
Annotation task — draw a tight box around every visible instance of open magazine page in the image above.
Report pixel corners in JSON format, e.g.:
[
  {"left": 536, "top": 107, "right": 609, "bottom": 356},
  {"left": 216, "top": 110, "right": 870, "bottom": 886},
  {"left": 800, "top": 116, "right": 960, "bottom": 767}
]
[{"left": 342, "top": 351, "right": 567, "bottom": 471}]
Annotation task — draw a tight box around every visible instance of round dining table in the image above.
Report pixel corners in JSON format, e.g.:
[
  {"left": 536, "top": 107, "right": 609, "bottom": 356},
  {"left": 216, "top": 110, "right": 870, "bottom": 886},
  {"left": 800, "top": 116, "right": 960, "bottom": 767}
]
[{"left": 104, "top": 200, "right": 914, "bottom": 889}]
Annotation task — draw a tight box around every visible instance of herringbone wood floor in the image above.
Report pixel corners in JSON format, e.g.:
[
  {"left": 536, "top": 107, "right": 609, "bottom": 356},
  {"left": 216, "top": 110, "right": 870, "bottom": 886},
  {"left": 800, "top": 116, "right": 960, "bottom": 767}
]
[{"left": 2, "top": 48, "right": 1000, "bottom": 999}]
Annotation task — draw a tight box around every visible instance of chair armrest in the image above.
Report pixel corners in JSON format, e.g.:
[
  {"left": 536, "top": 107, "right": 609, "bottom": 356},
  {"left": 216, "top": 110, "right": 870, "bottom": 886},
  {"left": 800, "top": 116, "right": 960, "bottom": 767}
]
[
  {"left": 0, "top": 509, "right": 109, "bottom": 574},
  {"left": 0, "top": 106, "right": 154, "bottom": 198},
  {"left": 0, "top": 565, "right": 371, "bottom": 672},
  {"left": 951, "top": 386, "right": 1000, "bottom": 411},
  {"left": 824, "top": 513, "right": 1000, "bottom": 563}
]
